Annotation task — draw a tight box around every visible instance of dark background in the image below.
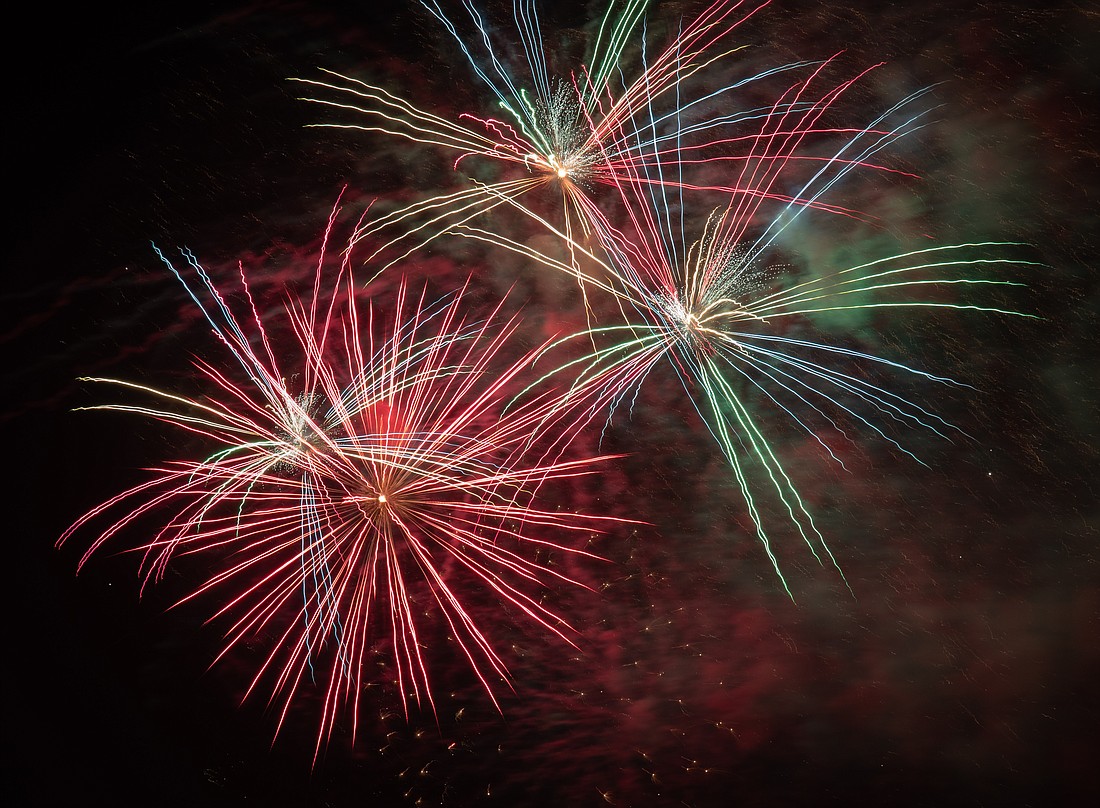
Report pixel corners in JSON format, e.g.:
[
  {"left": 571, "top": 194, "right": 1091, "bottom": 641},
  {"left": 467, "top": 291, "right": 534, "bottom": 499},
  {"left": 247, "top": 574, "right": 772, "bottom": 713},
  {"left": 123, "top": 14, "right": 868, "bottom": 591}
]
[{"left": 7, "top": 1, "right": 1098, "bottom": 806}]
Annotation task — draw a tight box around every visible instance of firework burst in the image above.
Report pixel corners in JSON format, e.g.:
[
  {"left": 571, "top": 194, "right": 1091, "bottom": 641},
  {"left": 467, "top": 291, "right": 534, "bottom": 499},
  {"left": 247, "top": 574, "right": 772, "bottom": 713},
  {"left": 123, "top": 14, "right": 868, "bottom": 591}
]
[
  {"left": 59, "top": 200, "right": 629, "bottom": 756},
  {"left": 290, "top": 0, "right": 860, "bottom": 279},
  {"left": 447, "top": 48, "right": 1039, "bottom": 595}
]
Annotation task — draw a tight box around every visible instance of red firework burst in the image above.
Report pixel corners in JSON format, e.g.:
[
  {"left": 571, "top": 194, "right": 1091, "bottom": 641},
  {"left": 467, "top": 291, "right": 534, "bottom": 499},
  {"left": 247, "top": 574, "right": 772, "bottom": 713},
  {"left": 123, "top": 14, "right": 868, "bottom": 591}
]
[{"left": 59, "top": 198, "right": 631, "bottom": 757}]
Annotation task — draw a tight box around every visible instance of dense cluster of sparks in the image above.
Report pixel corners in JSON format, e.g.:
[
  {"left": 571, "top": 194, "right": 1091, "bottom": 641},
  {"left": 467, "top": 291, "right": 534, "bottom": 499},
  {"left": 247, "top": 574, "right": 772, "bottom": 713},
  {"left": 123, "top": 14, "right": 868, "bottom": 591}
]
[
  {"left": 63, "top": 0, "right": 1032, "bottom": 751},
  {"left": 294, "top": 0, "right": 815, "bottom": 267},
  {"left": 61, "top": 200, "right": 626, "bottom": 755}
]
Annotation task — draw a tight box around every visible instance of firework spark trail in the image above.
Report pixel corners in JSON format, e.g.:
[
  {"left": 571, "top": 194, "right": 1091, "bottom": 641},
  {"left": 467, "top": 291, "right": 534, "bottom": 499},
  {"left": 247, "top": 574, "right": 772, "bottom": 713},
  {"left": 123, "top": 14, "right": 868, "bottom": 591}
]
[
  {"left": 290, "top": 0, "right": 891, "bottom": 281},
  {"left": 59, "top": 199, "right": 632, "bottom": 756},
  {"left": 447, "top": 44, "right": 1040, "bottom": 596}
]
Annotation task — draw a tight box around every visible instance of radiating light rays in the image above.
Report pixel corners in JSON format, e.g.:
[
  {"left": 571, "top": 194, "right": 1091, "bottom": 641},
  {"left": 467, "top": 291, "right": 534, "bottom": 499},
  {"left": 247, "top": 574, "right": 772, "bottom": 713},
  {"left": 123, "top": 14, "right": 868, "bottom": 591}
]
[
  {"left": 525, "top": 235, "right": 1035, "bottom": 595},
  {"left": 292, "top": 0, "right": 850, "bottom": 276},
  {"left": 54, "top": 3, "right": 1045, "bottom": 778},
  {"left": 59, "top": 203, "right": 632, "bottom": 757},
  {"left": 451, "top": 45, "right": 1039, "bottom": 594}
]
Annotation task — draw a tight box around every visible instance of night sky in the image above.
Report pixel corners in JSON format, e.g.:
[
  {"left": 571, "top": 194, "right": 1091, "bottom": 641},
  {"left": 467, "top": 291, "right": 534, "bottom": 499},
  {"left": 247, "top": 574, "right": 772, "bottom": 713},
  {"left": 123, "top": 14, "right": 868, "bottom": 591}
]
[{"left": 7, "top": 2, "right": 1098, "bottom": 806}]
